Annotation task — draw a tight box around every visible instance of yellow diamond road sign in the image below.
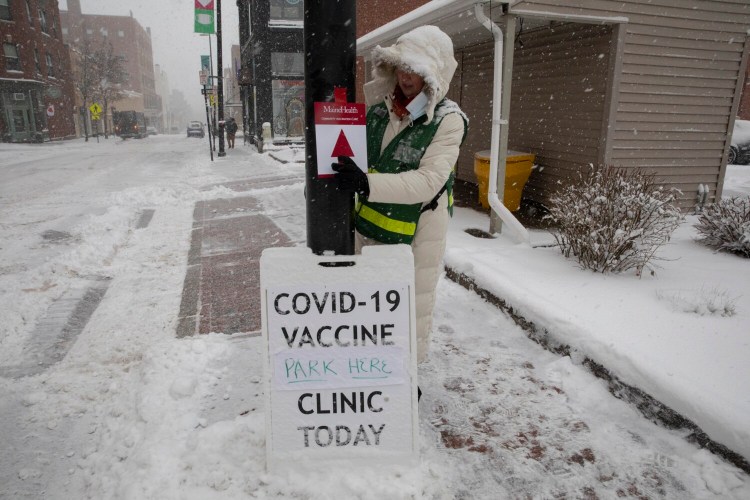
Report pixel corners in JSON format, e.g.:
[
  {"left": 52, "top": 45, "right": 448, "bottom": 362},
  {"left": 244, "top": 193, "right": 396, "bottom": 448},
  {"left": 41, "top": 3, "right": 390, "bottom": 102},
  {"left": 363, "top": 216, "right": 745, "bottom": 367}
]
[{"left": 89, "top": 103, "right": 102, "bottom": 115}]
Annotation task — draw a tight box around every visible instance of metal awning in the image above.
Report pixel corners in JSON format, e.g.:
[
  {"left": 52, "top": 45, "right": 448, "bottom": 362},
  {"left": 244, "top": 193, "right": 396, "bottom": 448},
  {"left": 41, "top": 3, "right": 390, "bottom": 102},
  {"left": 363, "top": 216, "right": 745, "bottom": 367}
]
[
  {"left": 357, "top": 0, "right": 510, "bottom": 56},
  {"left": 356, "top": 0, "right": 628, "bottom": 56}
]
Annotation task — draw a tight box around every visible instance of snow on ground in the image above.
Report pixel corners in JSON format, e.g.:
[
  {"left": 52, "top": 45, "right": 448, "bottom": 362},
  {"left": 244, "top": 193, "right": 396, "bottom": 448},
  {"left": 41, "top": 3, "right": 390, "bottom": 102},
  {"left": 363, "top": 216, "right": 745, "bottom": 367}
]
[
  {"left": 731, "top": 119, "right": 750, "bottom": 146},
  {"left": 723, "top": 164, "right": 750, "bottom": 199},
  {"left": 444, "top": 206, "right": 750, "bottom": 464},
  {"left": 0, "top": 135, "right": 749, "bottom": 498}
]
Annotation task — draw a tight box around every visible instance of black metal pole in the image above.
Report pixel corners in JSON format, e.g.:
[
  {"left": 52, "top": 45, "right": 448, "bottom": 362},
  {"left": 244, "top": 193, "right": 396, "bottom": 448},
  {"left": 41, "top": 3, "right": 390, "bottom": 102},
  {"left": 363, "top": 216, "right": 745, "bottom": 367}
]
[
  {"left": 304, "top": 0, "right": 357, "bottom": 255},
  {"left": 216, "top": 0, "right": 226, "bottom": 157},
  {"left": 203, "top": 86, "right": 214, "bottom": 161}
]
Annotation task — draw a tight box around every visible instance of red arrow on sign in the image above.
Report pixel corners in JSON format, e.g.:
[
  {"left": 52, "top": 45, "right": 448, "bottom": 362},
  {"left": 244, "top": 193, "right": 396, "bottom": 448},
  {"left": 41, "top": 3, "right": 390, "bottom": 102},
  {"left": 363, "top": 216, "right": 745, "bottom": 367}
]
[{"left": 330, "top": 129, "right": 355, "bottom": 157}]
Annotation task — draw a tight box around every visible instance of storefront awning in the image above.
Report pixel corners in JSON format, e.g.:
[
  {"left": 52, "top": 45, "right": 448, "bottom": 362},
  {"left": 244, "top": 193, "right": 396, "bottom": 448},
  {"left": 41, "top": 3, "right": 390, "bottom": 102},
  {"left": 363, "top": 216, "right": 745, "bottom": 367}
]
[{"left": 357, "top": 0, "right": 510, "bottom": 56}]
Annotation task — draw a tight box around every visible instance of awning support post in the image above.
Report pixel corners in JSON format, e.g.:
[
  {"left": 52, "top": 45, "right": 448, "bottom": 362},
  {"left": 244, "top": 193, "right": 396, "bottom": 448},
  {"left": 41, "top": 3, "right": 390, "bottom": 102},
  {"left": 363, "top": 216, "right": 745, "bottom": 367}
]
[{"left": 474, "top": 5, "right": 529, "bottom": 244}]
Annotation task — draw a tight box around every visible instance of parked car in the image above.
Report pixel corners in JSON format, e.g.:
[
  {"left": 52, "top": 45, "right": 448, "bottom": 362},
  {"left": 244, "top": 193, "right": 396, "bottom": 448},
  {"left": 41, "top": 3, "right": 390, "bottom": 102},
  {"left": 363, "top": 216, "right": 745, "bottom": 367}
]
[
  {"left": 146, "top": 126, "right": 157, "bottom": 136},
  {"left": 729, "top": 140, "right": 750, "bottom": 165},
  {"left": 730, "top": 119, "right": 750, "bottom": 165},
  {"left": 187, "top": 121, "right": 205, "bottom": 138}
]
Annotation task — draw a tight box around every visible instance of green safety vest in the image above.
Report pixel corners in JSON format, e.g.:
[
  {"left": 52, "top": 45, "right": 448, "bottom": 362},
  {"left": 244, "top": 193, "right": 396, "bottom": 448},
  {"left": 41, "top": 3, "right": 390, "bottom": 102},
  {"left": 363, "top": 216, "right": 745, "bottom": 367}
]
[{"left": 355, "top": 99, "right": 467, "bottom": 244}]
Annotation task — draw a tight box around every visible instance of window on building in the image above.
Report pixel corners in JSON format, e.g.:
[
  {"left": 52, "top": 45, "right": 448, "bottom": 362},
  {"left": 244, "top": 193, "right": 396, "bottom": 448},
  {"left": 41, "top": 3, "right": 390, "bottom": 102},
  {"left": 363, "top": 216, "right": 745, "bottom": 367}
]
[
  {"left": 34, "top": 48, "right": 40, "bottom": 73},
  {"left": 51, "top": 14, "right": 57, "bottom": 36},
  {"left": 118, "top": 30, "right": 124, "bottom": 37},
  {"left": 25, "top": 0, "right": 33, "bottom": 24},
  {"left": 86, "top": 28, "right": 92, "bottom": 35},
  {"left": 101, "top": 28, "right": 108, "bottom": 37},
  {"left": 0, "top": 0, "right": 11, "bottom": 21},
  {"left": 4, "top": 43, "right": 21, "bottom": 71},
  {"left": 45, "top": 52, "right": 54, "bottom": 77},
  {"left": 272, "top": 79, "right": 305, "bottom": 137},
  {"left": 62, "top": 26, "right": 68, "bottom": 35},
  {"left": 39, "top": 10, "right": 47, "bottom": 33},
  {"left": 269, "top": 0, "right": 303, "bottom": 22},
  {"left": 271, "top": 52, "right": 303, "bottom": 77}
]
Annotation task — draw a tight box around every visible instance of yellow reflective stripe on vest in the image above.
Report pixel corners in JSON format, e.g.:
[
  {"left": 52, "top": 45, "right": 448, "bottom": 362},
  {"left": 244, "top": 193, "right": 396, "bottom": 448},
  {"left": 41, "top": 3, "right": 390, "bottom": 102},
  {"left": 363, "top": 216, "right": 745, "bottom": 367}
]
[{"left": 357, "top": 203, "right": 417, "bottom": 236}]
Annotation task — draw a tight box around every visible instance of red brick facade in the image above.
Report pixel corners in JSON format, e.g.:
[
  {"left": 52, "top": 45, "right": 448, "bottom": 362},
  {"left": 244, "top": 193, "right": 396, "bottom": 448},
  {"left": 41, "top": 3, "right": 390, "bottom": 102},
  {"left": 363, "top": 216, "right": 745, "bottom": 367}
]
[
  {"left": 60, "top": 0, "right": 161, "bottom": 132},
  {"left": 0, "top": 0, "right": 77, "bottom": 141}
]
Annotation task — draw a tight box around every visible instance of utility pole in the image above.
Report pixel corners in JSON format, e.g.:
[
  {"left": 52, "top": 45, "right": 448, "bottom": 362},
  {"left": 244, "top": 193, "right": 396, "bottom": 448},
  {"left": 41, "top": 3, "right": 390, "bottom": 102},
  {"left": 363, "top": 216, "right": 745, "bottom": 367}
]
[
  {"left": 304, "top": 0, "right": 357, "bottom": 255},
  {"left": 216, "top": 0, "right": 226, "bottom": 157}
]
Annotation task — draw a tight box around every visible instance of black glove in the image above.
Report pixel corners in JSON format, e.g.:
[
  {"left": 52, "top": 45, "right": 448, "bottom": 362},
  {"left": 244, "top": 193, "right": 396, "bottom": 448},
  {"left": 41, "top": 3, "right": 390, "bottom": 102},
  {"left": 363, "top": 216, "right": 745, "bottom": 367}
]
[{"left": 331, "top": 156, "right": 369, "bottom": 197}]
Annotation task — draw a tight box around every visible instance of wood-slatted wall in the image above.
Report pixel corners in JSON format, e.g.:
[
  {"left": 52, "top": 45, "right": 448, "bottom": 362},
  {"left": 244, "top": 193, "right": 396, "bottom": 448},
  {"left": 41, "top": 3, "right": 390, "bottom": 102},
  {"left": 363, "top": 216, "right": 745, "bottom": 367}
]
[
  {"left": 510, "top": 0, "right": 750, "bottom": 209},
  {"left": 508, "top": 22, "right": 612, "bottom": 205}
]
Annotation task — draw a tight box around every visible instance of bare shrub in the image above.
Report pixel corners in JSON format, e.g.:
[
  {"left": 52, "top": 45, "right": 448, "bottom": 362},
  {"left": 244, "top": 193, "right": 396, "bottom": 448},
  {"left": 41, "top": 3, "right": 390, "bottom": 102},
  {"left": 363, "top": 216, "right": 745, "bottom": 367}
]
[
  {"left": 546, "top": 166, "right": 683, "bottom": 275},
  {"left": 694, "top": 196, "right": 750, "bottom": 258}
]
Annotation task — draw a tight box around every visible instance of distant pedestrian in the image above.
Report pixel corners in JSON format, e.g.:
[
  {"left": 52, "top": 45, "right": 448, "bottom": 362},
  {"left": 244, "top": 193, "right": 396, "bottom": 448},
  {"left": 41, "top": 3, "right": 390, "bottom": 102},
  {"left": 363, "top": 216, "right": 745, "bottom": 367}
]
[{"left": 226, "top": 117, "right": 238, "bottom": 148}]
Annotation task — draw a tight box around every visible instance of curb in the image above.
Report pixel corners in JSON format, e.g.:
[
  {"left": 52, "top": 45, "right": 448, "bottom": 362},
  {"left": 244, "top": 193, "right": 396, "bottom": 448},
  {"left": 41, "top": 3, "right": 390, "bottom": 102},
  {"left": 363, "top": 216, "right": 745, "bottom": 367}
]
[{"left": 445, "top": 266, "right": 750, "bottom": 475}]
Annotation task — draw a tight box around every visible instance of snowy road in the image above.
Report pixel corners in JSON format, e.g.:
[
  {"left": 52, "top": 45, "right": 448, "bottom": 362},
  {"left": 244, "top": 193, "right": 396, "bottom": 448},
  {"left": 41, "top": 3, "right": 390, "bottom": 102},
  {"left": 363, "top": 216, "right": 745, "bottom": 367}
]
[{"left": 0, "top": 136, "right": 747, "bottom": 498}]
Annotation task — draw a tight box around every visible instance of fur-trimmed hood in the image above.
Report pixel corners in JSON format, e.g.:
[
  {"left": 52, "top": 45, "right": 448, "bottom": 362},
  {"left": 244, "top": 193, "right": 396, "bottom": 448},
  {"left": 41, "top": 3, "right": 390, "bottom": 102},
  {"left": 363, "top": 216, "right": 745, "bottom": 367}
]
[{"left": 364, "top": 25, "right": 457, "bottom": 124}]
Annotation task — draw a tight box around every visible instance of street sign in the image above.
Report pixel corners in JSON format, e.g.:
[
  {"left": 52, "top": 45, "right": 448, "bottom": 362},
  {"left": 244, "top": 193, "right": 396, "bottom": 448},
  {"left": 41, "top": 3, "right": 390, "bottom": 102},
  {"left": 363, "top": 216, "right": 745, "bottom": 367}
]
[
  {"left": 46, "top": 104, "right": 55, "bottom": 117},
  {"left": 314, "top": 101, "right": 367, "bottom": 178},
  {"left": 89, "top": 103, "right": 102, "bottom": 115},
  {"left": 261, "top": 245, "right": 418, "bottom": 470},
  {"left": 199, "top": 70, "right": 208, "bottom": 86}
]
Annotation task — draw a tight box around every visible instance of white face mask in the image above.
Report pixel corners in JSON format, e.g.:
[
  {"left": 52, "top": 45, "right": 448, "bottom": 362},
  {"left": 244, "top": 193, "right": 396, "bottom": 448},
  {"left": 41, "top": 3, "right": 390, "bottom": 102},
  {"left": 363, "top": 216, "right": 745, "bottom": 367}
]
[{"left": 405, "top": 91, "right": 429, "bottom": 121}]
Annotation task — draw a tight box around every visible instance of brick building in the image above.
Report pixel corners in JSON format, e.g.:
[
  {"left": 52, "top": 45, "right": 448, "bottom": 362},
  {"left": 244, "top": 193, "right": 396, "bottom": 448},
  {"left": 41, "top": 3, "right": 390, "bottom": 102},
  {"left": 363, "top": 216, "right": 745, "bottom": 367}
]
[
  {"left": 235, "top": 0, "right": 427, "bottom": 148},
  {"left": 0, "top": 0, "right": 77, "bottom": 142},
  {"left": 237, "top": 0, "right": 305, "bottom": 147},
  {"left": 60, "top": 0, "right": 161, "bottom": 135}
]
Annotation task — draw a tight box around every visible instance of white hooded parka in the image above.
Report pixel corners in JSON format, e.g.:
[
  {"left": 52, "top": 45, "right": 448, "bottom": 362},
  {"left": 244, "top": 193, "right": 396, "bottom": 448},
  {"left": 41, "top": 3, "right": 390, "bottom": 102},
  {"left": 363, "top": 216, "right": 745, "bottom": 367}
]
[{"left": 358, "top": 26, "right": 467, "bottom": 363}]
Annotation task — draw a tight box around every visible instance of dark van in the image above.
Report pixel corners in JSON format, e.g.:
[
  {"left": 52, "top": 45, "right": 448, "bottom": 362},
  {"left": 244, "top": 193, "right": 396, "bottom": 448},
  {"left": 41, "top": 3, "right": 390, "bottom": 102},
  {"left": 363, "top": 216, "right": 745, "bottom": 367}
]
[{"left": 113, "top": 111, "right": 148, "bottom": 139}]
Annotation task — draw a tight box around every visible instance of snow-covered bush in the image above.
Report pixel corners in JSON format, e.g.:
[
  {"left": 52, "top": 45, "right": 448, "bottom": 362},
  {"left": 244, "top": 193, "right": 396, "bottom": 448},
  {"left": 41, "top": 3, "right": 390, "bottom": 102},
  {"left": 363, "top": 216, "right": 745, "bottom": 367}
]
[
  {"left": 694, "top": 196, "right": 750, "bottom": 258},
  {"left": 547, "top": 166, "right": 683, "bottom": 275}
]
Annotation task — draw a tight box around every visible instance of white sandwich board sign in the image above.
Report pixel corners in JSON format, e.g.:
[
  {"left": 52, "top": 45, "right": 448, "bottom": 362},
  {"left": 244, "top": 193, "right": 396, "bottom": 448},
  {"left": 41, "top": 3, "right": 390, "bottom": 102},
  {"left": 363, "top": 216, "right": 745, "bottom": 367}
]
[{"left": 260, "top": 245, "right": 418, "bottom": 469}]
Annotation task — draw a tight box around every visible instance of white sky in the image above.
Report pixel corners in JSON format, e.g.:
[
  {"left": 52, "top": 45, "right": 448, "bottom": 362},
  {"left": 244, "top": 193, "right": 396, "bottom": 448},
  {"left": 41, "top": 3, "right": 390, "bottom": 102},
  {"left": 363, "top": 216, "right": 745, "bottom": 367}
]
[{"left": 59, "top": 0, "right": 240, "bottom": 116}]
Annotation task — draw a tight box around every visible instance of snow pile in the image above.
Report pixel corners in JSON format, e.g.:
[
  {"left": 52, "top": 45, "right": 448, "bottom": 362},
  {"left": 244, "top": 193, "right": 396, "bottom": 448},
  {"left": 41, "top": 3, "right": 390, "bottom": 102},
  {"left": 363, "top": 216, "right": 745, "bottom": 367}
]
[{"left": 731, "top": 119, "right": 750, "bottom": 146}]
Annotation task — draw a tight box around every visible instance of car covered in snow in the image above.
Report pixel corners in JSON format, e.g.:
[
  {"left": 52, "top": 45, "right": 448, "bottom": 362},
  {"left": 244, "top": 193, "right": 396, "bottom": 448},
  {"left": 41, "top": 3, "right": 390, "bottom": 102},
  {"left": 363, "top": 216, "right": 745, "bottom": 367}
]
[
  {"left": 729, "top": 119, "right": 750, "bottom": 165},
  {"left": 187, "top": 121, "right": 205, "bottom": 138},
  {"left": 729, "top": 140, "right": 750, "bottom": 165}
]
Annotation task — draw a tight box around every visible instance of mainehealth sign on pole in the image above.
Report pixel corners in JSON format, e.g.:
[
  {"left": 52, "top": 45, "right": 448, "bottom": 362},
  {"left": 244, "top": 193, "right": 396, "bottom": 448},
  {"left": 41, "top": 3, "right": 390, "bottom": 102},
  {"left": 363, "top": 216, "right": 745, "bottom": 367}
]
[
  {"left": 194, "top": 0, "right": 215, "bottom": 34},
  {"left": 260, "top": 245, "right": 419, "bottom": 470},
  {"left": 314, "top": 101, "right": 367, "bottom": 178}
]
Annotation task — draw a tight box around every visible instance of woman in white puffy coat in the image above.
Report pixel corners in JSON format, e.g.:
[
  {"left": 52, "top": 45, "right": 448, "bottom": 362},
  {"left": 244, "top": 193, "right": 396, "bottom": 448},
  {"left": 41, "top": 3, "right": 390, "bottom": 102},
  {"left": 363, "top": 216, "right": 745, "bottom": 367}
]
[{"left": 333, "top": 26, "right": 467, "bottom": 364}]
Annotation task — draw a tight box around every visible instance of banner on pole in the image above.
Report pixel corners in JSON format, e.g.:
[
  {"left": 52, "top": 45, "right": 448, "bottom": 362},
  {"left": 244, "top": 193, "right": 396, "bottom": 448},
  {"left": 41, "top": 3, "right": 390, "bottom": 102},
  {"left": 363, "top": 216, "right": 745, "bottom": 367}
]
[
  {"left": 194, "top": 0, "right": 215, "bottom": 34},
  {"left": 200, "top": 56, "right": 213, "bottom": 89}
]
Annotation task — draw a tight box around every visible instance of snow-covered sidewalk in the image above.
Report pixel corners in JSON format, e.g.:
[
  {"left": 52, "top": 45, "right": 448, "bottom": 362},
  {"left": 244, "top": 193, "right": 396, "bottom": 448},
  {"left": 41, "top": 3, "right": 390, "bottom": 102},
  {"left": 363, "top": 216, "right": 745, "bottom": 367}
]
[{"left": 443, "top": 167, "right": 750, "bottom": 470}]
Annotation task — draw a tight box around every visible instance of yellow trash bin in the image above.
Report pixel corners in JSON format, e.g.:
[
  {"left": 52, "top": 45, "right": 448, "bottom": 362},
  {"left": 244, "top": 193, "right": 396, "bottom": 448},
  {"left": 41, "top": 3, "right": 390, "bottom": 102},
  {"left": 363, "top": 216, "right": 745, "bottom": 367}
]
[{"left": 473, "top": 150, "right": 535, "bottom": 211}]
